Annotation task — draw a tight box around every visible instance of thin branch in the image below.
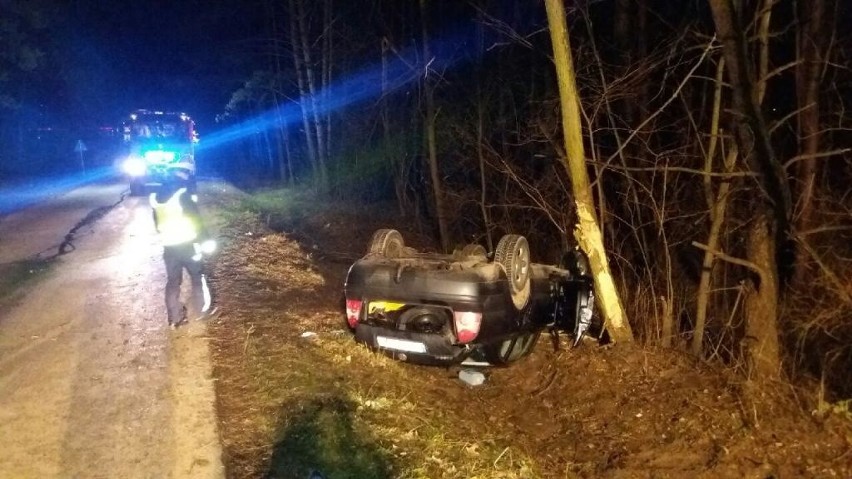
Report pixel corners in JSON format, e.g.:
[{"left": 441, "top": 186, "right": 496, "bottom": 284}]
[
  {"left": 767, "top": 103, "right": 810, "bottom": 135},
  {"left": 798, "top": 225, "right": 852, "bottom": 237},
  {"left": 495, "top": 156, "right": 566, "bottom": 234},
  {"left": 782, "top": 148, "right": 851, "bottom": 169},
  {"left": 793, "top": 235, "right": 852, "bottom": 304},
  {"left": 471, "top": 4, "right": 540, "bottom": 50},
  {"left": 762, "top": 59, "right": 799, "bottom": 83},
  {"left": 590, "top": 162, "right": 757, "bottom": 178},
  {"left": 604, "top": 36, "right": 717, "bottom": 165},
  {"left": 691, "top": 241, "right": 766, "bottom": 278}
]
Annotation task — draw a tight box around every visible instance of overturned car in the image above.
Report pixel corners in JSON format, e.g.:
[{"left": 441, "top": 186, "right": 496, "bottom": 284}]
[{"left": 343, "top": 229, "right": 598, "bottom": 366}]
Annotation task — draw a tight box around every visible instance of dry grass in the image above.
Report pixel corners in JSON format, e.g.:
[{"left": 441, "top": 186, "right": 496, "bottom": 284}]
[
  {"left": 203, "top": 183, "right": 538, "bottom": 478},
  {"left": 200, "top": 181, "right": 852, "bottom": 479},
  {"left": 782, "top": 258, "right": 852, "bottom": 404}
]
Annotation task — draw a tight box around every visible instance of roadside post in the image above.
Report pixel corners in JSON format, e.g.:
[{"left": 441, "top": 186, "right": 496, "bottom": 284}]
[{"left": 75, "top": 140, "right": 88, "bottom": 173}]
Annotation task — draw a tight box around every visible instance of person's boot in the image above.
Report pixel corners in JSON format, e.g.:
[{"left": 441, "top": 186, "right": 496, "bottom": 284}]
[
  {"left": 197, "top": 305, "right": 220, "bottom": 321},
  {"left": 170, "top": 305, "right": 188, "bottom": 329}
]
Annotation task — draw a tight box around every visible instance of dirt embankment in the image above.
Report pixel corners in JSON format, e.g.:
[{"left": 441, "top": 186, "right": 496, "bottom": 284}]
[{"left": 204, "top": 188, "right": 851, "bottom": 479}]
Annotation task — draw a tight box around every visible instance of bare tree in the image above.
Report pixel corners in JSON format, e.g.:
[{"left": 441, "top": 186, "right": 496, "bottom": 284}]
[
  {"left": 692, "top": 0, "right": 775, "bottom": 355},
  {"left": 321, "top": 0, "right": 333, "bottom": 168},
  {"left": 420, "top": 0, "right": 449, "bottom": 251},
  {"left": 707, "top": 0, "right": 788, "bottom": 378},
  {"left": 288, "top": 0, "right": 319, "bottom": 183},
  {"left": 294, "top": 0, "right": 329, "bottom": 189},
  {"left": 545, "top": 0, "right": 633, "bottom": 343},
  {"left": 794, "top": 0, "right": 828, "bottom": 282},
  {"left": 475, "top": 10, "right": 493, "bottom": 252},
  {"left": 265, "top": 0, "right": 293, "bottom": 184}
]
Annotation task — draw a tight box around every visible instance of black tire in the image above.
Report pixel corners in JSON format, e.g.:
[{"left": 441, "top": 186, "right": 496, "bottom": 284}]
[
  {"left": 367, "top": 229, "right": 404, "bottom": 258},
  {"left": 494, "top": 234, "right": 531, "bottom": 310},
  {"left": 483, "top": 331, "right": 540, "bottom": 365},
  {"left": 398, "top": 306, "right": 454, "bottom": 341},
  {"left": 461, "top": 243, "right": 487, "bottom": 259}
]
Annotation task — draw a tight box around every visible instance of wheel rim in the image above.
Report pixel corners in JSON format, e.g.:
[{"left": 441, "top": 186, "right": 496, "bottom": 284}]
[
  {"left": 494, "top": 234, "right": 531, "bottom": 310},
  {"left": 510, "top": 241, "right": 529, "bottom": 290}
]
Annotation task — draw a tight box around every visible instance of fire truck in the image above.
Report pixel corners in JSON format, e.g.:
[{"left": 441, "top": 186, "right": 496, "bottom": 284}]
[{"left": 120, "top": 110, "right": 197, "bottom": 195}]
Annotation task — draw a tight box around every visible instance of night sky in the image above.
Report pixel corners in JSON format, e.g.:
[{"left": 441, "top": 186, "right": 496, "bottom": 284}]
[
  {"left": 11, "top": 1, "right": 521, "bottom": 136},
  {"left": 7, "top": 0, "right": 849, "bottom": 179},
  {"left": 39, "top": 1, "right": 490, "bottom": 132},
  {"left": 2, "top": 0, "right": 495, "bottom": 176},
  {"left": 54, "top": 1, "right": 263, "bottom": 131}
]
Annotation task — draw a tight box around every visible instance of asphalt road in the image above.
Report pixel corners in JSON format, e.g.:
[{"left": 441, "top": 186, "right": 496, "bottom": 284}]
[{"left": 0, "top": 180, "right": 224, "bottom": 478}]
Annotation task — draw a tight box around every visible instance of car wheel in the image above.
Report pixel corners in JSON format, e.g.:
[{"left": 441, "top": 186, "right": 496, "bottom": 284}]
[
  {"left": 494, "top": 234, "right": 531, "bottom": 310},
  {"left": 461, "top": 243, "right": 487, "bottom": 259},
  {"left": 367, "top": 229, "right": 404, "bottom": 258},
  {"left": 398, "top": 306, "right": 453, "bottom": 340},
  {"left": 483, "top": 331, "right": 540, "bottom": 365}
]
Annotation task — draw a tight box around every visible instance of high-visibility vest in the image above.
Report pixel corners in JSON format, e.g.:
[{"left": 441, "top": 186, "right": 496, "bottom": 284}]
[{"left": 150, "top": 188, "right": 199, "bottom": 246}]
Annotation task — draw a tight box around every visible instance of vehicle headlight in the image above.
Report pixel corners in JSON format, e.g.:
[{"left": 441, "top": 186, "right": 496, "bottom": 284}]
[{"left": 122, "top": 157, "right": 147, "bottom": 177}]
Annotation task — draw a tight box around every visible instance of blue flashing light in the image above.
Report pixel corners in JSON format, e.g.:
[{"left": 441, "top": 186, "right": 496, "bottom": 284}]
[{"left": 198, "top": 29, "right": 474, "bottom": 153}]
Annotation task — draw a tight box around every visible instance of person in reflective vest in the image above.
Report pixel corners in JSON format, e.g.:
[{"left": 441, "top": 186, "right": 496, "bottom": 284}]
[{"left": 150, "top": 168, "right": 216, "bottom": 328}]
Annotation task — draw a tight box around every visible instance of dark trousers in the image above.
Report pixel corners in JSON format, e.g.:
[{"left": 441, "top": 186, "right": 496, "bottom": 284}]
[{"left": 163, "top": 243, "right": 211, "bottom": 324}]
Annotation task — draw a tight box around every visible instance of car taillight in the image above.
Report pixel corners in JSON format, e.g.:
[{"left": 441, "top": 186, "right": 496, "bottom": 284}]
[
  {"left": 345, "top": 299, "right": 363, "bottom": 328},
  {"left": 453, "top": 311, "right": 482, "bottom": 344}
]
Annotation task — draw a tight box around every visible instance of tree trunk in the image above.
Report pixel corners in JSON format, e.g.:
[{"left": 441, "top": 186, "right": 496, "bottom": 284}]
[
  {"left": 794, "top": 0, "right": 826, "bottom": 282},
  {"left": 322, "top": 0, "right": 332, "bottom": 164},
  {"left": 288, "top": 0, "right": 319, "bottom": 182},
  {"left": 475, "top": 10, "right": 492, "bottom": 252},
  {"left": 545, "top": 0, "right": 633, "bottom": 343},
  {"left": 693, "top": 0, "right": 774, "bottom": 355},
  {"left": 708, "top": 0, "right": 784, "bottom": 377},
  {"left": 744, "top": 215, "right": 781, "bottom": 379},
  {"left": 420, "top": 0, "right": 449, "bottom": 251},
  {"left": 693, "top": 145, "right": 737, "bottom": 354},
  {"left": 382, "top": 38, "right": 408, "bottom": 217},
  {"left": 296, "top": 0, "right": 329, "bottom": 189},
  {"left": 261, "top": 125, "right": 274, "bottom": 177},
  {"left": 708, "top": 0, "right": 791, "bottom": 234},
  {"left": 266, "top": 0, "right": 287, "bottom": 183},
  {"left": 692, "top": 55, "right": 729, "bottom": 353},
  {"left": 691, "top": 0, "right": 774, "bottom": 356},
  {"left": 279, "top": 112, "right": 294, "bottom": 185}
]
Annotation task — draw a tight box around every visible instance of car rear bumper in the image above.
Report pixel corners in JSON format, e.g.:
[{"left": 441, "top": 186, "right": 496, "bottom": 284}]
[{"left": 353, "top": 323, "right": 470, "bottom": 366}]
